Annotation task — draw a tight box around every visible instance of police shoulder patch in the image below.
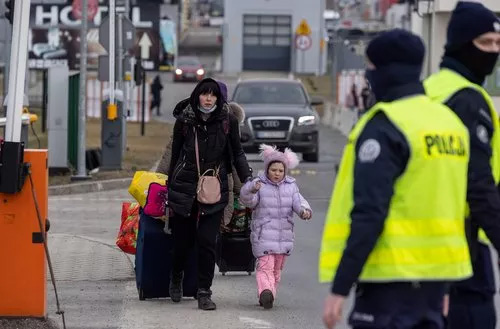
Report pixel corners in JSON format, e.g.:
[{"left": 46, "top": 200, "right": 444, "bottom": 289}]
[{"left": 358, "top": 139, "right": 381, "bottom": 163}]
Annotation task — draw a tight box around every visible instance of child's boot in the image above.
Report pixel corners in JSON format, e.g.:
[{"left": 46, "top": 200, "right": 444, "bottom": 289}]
[{"left": 259, "top": 289, "right": 274, "bottom": 309}]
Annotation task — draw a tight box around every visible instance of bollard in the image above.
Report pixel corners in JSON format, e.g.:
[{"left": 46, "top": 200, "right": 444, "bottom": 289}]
[{"left": 101, "top": 98, "right": 123, "bottom": 170}]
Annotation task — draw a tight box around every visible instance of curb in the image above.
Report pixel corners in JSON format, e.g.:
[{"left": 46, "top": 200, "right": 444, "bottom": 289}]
[
  {"left": 48, "top": 177, "right": 132, "bottom": 196},
  {"left": 49, "top": 162, "right": 159, "bottom": 196}
]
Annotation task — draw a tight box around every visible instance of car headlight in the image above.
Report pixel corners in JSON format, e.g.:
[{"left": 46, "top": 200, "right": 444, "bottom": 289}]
[
  {"left": 298, "top": 115, "right": 316, "bottom": 126},
  {"left": 196, "top": 68, "right": 205, "bottom": 75},
  {"left": 175, "top": 69, "right": 182, "bottom": 75}
]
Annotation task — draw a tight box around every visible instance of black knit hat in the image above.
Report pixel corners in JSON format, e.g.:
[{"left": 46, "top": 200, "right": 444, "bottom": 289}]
[
  {"left": 446, "top": 1, "right": 500, "bottom": 51},
  {"left": 366, "top": 29, "right": 425, "bottom": 68}
]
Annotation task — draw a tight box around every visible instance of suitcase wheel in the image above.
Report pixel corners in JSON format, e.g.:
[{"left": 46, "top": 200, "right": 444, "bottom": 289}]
[
  {"left": 222, "top": 272, "right": 226, "bottom": 276},
  {"left": 138, "top": 288, "right": 145, "bottom": 301},
  {"left": 248, "top": 272, "right": 252, "bottom": 276}
]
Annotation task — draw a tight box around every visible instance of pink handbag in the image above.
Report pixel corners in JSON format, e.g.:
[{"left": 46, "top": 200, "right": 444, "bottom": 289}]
[
  {"left": 194, "top": 127, "right": 221, "bottom": 205},
  {"left": 143, "top": 181, "right": 168, "bottom": 218}
]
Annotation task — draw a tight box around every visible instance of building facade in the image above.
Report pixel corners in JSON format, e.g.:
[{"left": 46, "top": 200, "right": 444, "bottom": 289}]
[
  {"left": 412, "top": 0, "right": 500, "bottom": 108},
  {"left": 222, "top": 0, "right": 326, "bottom": 74}
]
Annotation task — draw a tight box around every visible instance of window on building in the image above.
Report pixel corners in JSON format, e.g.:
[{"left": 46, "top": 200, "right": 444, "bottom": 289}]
[{"left": 243, "top": 14, "right": 292, "bottom": 47}]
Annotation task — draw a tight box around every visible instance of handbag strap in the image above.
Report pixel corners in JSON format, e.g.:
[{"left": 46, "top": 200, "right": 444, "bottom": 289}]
[
  {"left": 194, "top": 126, "right": 221, "bottom": 178},
  {"left": 194, "top": 127, "right": 201, "bottom": 177}
]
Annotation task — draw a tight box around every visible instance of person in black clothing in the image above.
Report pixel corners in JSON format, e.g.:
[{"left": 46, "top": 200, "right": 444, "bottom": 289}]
[
  {"left": 167, "top": 78, "right": 252, "bottom": 310},
  {"left": 360, "top": 80, "right": 375, "bottom": 116},
  {"left": 424, "top": 3, "right": 500, "bottom": 328},
  {"left": 151, "top": 75, "right": 163, "bottom": 115},
  {"left": 323, "top": 30, "right": 459, "bottom": 329}
]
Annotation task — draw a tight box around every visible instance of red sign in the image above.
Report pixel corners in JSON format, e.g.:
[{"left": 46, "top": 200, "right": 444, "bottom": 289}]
[
  {"left": 295, "top": 35, "right": 312, "bottom": 51},
  {"left": 72, "top": 0, "right": 99, "bottom": 21}
]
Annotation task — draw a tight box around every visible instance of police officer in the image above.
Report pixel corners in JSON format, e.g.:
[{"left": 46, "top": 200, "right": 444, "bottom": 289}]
[
  {"left": 320, "top": 29, "right": 472, "bottom": 329},
  {"left": 424, "top": 2, "right": 500, "bottom": 328}
]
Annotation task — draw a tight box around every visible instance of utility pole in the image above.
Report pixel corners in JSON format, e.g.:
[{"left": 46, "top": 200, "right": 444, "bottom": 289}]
[
  {"left": 122, "top": 0, "right": 131, "bottom": 155},
  {"left": 1, "top": 3, "right": 12, "bottom": 103},
  {"left": 73, "top": 0, "right": 90, "bottom": 180},
  {"left": 109, "top": 0, "right": 116, "bottom": 106},
  {"left": 5, "top": 0, "right": 30, "bottom": 142},
  {"left": 118, "top": 13, "right": 127, "bottom": 156},
  {"left": 124, "top": 0, "right": 130, "bottom": 19}
]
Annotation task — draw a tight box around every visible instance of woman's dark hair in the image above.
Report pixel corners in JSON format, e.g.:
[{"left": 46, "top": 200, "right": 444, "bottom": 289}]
[{"left": 191, "top": 79, "right": 223, "bottom": 110}]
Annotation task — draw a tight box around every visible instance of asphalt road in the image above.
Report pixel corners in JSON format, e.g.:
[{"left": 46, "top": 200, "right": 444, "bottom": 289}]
[
  {"left": 44, "top": 73, "right": 500, "bottom": 329},
  {"left": 46, "top": 112, "right": 350, "bottom": 328}
]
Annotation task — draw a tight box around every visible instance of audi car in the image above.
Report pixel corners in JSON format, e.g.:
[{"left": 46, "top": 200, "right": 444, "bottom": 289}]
[
  {"left": 173, "top": 56, "right": 206, "bottom": 82},
  {"left": 232, "top": 78, "right": 322, "bottom": 162}
]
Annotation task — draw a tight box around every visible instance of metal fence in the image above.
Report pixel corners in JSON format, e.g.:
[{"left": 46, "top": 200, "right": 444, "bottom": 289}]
[{"left": 327, "top": 37, "right": 366, "bottom": 103}]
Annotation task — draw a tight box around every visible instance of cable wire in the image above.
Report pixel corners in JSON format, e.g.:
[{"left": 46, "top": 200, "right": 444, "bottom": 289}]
[
  {"left": 30, "top": 123, "right": 41, "bottom": 149},
  {"left": 28, "top": 170, "right": 67, "bottom": 329}
]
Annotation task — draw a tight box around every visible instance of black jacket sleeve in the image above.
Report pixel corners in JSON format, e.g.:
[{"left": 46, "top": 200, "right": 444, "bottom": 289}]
[
  {"left": 228, "top": 113, "right": 252, "bottom": 182},
  {"left": 445, "top": 88, "right": 500, "bottom": 254},
  {"left": 168, "top": 119, "right": 185, "bottom": 179},
  {"left": 332, "top": 112, "right": 410, "bottom": 296}
]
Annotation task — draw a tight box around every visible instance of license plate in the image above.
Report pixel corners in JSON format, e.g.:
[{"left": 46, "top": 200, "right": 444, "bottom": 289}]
[
  {"left": 256, "top": 131, "right": 286, "bottom": 139},
  {"left": 185, "top": 73, "right": 195, "bottom": 78}
]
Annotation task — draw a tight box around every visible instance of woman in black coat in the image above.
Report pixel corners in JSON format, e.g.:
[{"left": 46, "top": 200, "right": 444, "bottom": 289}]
[{"left": 167, "top": 78, "right": 252, "bottom": 310}]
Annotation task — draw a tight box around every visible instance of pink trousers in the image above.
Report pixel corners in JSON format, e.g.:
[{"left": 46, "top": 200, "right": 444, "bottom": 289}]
[{"left": 256, "top": 254, "right": 287, "bottom": 297}]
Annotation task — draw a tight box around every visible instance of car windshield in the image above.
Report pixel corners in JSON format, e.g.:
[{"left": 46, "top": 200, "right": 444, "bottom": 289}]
[
  {"left": 233, "top": 82, "right": 307, "bottom": 105},
  {"left": 177, "top": 58, "right": 200, "bottom": 66}
]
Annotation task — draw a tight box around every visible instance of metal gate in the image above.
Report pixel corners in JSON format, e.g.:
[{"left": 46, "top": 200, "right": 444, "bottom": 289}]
[{"left": 242, "top": 14, "right": 291, "bottom": 71}]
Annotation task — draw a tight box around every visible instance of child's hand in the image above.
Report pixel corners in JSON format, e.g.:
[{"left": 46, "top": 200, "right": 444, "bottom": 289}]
[
  {"left": 300, "top": 209, "right": 312, "bottom": 220},
  {"left": 251, "top": 181, "right": 262, "bottom": 193}
]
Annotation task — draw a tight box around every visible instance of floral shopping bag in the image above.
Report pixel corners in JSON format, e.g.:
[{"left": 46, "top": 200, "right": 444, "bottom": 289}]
[{"left": 116, "top": 202, "right": 140, "bottom": 254}]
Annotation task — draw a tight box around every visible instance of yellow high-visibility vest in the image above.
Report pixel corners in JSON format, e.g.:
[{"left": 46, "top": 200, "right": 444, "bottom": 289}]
[
  {"left": 425, "top": 69, "right": 500, "bottom": 243},
  {"left": 319, "top": 95, "right": 472, "bottom": 283}
]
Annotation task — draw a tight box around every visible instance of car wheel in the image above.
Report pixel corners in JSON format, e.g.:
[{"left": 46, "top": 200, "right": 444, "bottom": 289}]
[{"left": 303, "top": 149, "right": 319, "bottom": 162}]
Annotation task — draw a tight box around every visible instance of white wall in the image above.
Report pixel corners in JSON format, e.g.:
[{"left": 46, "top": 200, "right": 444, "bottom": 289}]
[
  {"left": 385, "top": 4, "right": 409, "bottom": 29},
  {"left": 434, "top": 0, "right": 500, "bottom": 12},
  {"left": 223, "top": 0, "right": 325, "bottom": 74},
  {"left": 412, "top": 0, "right": 500, "bottom": 111}
]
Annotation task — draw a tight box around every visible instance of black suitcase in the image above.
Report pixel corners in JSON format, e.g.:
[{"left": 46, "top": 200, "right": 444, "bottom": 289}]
[
  {"left": 216, "top": 231, "right": 256, "bottom": 276},
  {"left": 135, "top": 212, "right": 197, "bottom": 300}
]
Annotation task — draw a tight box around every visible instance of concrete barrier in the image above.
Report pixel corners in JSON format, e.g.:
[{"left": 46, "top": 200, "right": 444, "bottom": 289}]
[{"left": 321, "top": 101, "right": 358, "bottom": 137}]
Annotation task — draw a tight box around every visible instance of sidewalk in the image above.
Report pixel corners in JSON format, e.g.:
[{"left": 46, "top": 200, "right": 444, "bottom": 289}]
[
  {"left": 45, "top": 189, "right": 135, "bottom": 329},
  {"left": 38, "top": 126, "right": 349, "bottom": 329}
]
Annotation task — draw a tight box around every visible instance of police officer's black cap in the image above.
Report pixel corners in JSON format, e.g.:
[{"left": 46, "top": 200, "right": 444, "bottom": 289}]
[
  {"left": 366, "top": 29, "right": 425, "bottom": 68},
  {"left": 446, "top": 1, "right": 500, "bottom": 51}
]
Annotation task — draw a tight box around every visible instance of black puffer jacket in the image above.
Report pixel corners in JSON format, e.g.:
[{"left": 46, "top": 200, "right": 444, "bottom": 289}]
[{"left": 168, "top": 79, "right": 252, "bottom": 217}]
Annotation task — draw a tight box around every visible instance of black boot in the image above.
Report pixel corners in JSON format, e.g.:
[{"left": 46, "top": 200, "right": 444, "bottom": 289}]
[
  {"left": 259, "top": 289, "right": 274, "bottom": 309},
  {"left": 197, "top": 289, "right": 216, "bottom": 311},
  {"left": 169, "top": 271, "right": 183, "bottom": 303}
]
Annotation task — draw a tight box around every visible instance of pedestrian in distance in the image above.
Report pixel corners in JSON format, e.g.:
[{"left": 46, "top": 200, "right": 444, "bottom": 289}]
[
  {"left": 424, "top": 2, "right": 500, "bottom": 328},
  {"left": 360, "top": 80, "right": 375, "bottom": 116},
  {"left": 167, "top": 77, "right": 253, "bottom": 310},
  {"left": 319, "top": 29, "right": 472, "bottom": 329},
  {"left": 151, "top": 74, "right": 163, "bottom": 116},
  {"left": 240, "top": 144, "right": 312, "bottom": 309}
]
